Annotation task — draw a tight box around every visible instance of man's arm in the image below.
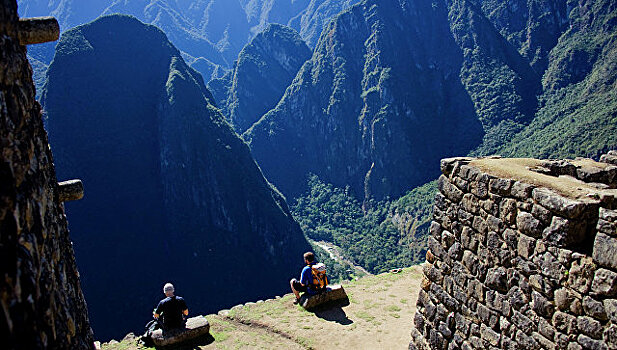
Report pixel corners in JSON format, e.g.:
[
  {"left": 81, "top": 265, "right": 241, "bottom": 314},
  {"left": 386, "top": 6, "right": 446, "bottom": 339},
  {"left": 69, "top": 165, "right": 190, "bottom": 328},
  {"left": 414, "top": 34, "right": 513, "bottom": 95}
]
[
  {"left": 299, "top": 266, "right": 311, "bottom": 286},
  {"left": 153, "top": 301, "right": 162, "bottom": 319}
]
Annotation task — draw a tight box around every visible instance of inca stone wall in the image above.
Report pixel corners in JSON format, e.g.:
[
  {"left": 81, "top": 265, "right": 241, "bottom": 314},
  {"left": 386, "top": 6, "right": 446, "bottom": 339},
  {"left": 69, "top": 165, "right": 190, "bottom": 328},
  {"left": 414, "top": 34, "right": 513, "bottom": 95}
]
[
  {"left": 410, "top": 154, "right": 617, "bottom": 350},
  {"left": 0, "top": 1, "right": 94, "bottom": 349}
]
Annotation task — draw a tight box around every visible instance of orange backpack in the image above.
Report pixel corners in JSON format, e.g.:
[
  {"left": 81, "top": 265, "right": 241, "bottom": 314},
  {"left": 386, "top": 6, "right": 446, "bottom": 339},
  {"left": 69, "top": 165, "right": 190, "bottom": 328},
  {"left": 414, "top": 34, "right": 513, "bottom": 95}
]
[{"left": 310, "top": 263, "right": 328, "bottom": 291}]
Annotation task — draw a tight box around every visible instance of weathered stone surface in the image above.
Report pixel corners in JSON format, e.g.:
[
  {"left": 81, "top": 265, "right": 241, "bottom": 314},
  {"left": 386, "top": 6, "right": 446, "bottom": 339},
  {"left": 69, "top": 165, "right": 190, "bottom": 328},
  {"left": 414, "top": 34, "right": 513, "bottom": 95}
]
[
  {"left": 517, "top": 211, "right": 543, "bottom": 237},
  {"left": 489, "top": 178, "right": 513, "bottom": 196},
  {"left": 604, "top": 299, "right": 617, "bottom": 323},
  {"left": 439, "top": 175, "right": 464, "bottom": 202},
  {"left": 593, "top": 233, "right": 617, "bottom": 270},
  {"left": 300, "top": 285, "right": 348, "bottom": 310},
  {"left": 555, "top": 288, "right": 572, "bottom": 311},
  {"left": 480, "top": 323, "right": 500, "bottom": 346},
  {"left": 577, "top": 334, "right": 609, "bottom": 350},
  {"left": 58, "top": 179, "right": 85, "bottom": 201},
  {"left": 412, "top": 158, "right": 617, "bottom": 350},
  {"left": 532, "top": 291, "right": 555, "bottom": 317},
  {"left": 577, "top": 316, "right": 603, "bottom": 339},
  {"left": 486, "top": 267, "right": 508, "bottom": 293},
  {"left": 512, "top": 310, "right": 534, "bottom": 334},
  {"left": 151, "top": 316, "right": 210, "bottom": 347},
  {"left": 583, "top": 296, "right": 608, "bottom": 321},
  {"left": 591, "top": 269, "right": 617, "bottom": 296},
  {"left": 516, "top": 330, "right": 540, "bottom": 349},
  {"left": 543, "top": 216, "right": 587, "bottom": 247},
  {"left": 532, "top": 187, "right": 591, "bottom": 219},
  {"left": 553, "top": 311, "right": 577, "bottom": 333},
  {"left": 511, "top": 181, "right": 535, "bottom": 200},
  {"left": 604, "top": 324, "right": 617, "bottom": 350},
  {"left": 0, "top": 4, "right": 93, "bottom": 348},
  {"left": 569, "top": 257, "right": 597, "bottom": 294}
]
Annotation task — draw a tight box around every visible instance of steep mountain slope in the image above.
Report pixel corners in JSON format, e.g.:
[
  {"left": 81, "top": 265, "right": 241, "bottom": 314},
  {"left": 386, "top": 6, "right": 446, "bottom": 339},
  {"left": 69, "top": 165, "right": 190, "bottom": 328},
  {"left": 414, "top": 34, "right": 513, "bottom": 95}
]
[
  {"left": 41, "top": 14, "right": 310, "bottom": 341},
  {"left": 499, "top": 0, "right": 617, "bottom": 158},
  {"left": 208, "top": 24, "right": 312, "bottom": 133},
  {"left": 244, "top": 0, "right": 485, "bottom": 201},
  {"left": 17, "top": 0, "right": 360, "bottom": 87}
]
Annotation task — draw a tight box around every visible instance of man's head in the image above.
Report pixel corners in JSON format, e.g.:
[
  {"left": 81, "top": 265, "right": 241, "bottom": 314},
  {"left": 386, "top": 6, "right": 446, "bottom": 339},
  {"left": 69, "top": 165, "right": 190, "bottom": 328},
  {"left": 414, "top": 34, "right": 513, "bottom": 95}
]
[
  {"left": 163, "top": 283, "right": 175, "bottom": 297},
  {"left": 303, "top": 252, "right": 315, "bottom": 264}
]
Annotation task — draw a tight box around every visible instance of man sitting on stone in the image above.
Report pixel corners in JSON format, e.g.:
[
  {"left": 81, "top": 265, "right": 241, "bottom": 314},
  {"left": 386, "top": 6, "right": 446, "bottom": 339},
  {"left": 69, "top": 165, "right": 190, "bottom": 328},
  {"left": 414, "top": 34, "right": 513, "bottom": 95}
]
[
  {"left": 290, "top": 251, "right": 322, "bottom": 304},
  {"left": 154, "top": 283, "right": 189, "bottom": 331}
]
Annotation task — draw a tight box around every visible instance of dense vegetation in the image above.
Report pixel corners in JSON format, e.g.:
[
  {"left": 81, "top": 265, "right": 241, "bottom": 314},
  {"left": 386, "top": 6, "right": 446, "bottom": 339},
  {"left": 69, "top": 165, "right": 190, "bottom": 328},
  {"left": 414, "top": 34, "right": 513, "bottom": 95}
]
[
  {"left": 292, "top": 176, "right": 435, "bottom": 275},
  {"left": 208, "top": 24, "right": 311, "bottom": 132}
]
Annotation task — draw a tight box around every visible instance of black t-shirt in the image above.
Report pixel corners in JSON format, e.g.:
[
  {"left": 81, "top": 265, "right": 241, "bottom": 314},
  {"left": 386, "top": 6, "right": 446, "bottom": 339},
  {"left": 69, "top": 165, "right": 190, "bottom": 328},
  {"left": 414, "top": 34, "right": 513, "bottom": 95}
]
[{"left": 155, "top": 296, "right": 187, "bottom": 329}]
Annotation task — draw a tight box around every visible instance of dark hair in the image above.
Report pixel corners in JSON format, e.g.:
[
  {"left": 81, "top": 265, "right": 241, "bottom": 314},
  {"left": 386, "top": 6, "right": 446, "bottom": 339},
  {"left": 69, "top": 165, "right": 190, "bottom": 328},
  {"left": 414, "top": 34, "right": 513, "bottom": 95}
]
[{"left": 303, "top": 252, "right": 315, "bottom": 263}]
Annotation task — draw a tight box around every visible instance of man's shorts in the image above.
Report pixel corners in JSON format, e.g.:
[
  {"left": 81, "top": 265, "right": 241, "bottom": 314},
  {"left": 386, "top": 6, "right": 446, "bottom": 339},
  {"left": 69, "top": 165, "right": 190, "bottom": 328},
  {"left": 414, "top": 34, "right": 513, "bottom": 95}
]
[{"left": 291, "top": 278, "right": 308, "bottom": 293}]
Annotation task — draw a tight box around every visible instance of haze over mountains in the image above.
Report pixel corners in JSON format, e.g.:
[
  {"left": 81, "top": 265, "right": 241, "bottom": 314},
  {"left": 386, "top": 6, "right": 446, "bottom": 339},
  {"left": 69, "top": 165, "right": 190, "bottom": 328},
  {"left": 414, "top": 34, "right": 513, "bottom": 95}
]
[
  {"left": 29, "top": 0, "right": 617, "bottom": 342},
  {"left": 41, "top": 14, "right": 310, "bottom": 340},
  {"left": 18, "top": 0, "right": 361, "bottom": 86}
]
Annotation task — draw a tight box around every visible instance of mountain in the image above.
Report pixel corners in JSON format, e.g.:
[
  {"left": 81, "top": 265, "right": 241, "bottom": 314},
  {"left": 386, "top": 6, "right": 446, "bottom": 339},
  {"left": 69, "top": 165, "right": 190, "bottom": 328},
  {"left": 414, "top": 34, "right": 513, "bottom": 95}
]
[
  {"left": 498, "top": 0, "right": 617, "bottom": 158},
  {"left": 244, "top": 0, "right": 617, "bottom": 202},
  {"left": 208, "top": 24, "right": 312, "bottom": 133},
  {"left": 17, "top": 0, "right": 361, "bottom": 90},
  {"left": 244, "top": 0, "right": 486, "bottom": 201},
  {"left": 41, "top": 14, "right": 310, "bottom": 341}
]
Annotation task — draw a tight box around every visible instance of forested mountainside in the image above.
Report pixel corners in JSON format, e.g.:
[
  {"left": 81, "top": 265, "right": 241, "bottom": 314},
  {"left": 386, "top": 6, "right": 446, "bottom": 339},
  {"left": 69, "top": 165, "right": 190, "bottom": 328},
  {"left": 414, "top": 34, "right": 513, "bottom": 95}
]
[
  {"left": 238, "top": 0, "right": 616, "bottom": 275},
  {"left": 41, "top": 14, "right": 310, "bottom": 341},
  {"left": 208, "top": 24, "right": 312, "bottom": 133},
  {"left": 244, "top": 0, "right": 486, "bottom": 201},
  {"left": 244, "top": 0, "right": 615, "bottom": 199},
  {"left": 17, "top": 0, "right": 360, "bottom": 88}
]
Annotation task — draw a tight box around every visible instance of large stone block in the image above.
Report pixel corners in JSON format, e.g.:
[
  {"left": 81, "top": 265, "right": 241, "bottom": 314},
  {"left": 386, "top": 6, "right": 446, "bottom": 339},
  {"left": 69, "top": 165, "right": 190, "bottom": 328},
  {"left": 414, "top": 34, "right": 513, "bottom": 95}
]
[
  {"left": 543, "top": 216, "right": 587, "bottom": 247},
  {"left": 593, "top": 233, "right": 617, "bottom": 270},
  {"left": 151, "top": 316, "right": 210, "bottom": 347},
  {"left": 532, "top": 187, "right": 593, "bottom": 219},
  {"left": 300, "top": 285, "right": 349, "bottom": 310},
  {"left": 592, "top": 269, "right": 617, "bottom": 296},
  {"left": 517, "top": 211, "right": 543, "bottom": 238},
  {"left": 439, "top": 175, "right": 464, "bottom": 203}
]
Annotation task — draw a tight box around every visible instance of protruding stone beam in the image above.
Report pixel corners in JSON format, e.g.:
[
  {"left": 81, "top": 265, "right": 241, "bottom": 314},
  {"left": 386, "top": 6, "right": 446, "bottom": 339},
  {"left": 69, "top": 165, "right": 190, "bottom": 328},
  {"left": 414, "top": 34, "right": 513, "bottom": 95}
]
[
  {"left": 18, "top": 17, "right": 60, "bottom": 45},
  {"left": 58, "top": 179, "right": 84, "bottom": 202}
]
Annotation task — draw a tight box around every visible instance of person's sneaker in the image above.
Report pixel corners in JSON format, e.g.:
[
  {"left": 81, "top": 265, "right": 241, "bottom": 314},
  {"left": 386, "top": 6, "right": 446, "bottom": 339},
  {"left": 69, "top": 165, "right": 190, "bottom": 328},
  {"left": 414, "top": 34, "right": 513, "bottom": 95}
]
[{"left": 293, "top": 298, "right": 300, "bottom": 305}]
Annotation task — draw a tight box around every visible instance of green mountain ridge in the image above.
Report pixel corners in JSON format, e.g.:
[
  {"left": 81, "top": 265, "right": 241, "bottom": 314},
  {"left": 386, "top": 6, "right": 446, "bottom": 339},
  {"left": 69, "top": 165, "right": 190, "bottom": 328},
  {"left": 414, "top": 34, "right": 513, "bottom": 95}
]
[
  {"left": 208, "top": 24, "right": 312, "bottom": 133},
  {"left": 41, "top": 14, "right": 310, "bottom": 341}
]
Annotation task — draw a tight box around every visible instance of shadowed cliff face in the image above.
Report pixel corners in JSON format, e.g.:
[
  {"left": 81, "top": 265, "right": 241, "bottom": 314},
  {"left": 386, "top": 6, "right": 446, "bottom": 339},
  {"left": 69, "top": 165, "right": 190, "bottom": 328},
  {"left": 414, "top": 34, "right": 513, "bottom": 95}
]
[
  {"left": 208, "top": 24, "right": 312, "bottom": 133},
  {"left": 41, "top": 14, "right": 310, "bottom": 341},
  {"left": 0, "top": 1, "right": 93, "bottom": 348},
  {"left": 244, "top": 0, "right": 485, "bottom": 201}
]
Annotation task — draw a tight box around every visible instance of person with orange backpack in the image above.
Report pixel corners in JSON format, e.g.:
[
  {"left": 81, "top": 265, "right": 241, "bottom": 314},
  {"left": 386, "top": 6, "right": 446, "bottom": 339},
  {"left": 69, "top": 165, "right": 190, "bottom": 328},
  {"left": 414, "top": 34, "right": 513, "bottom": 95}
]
[{"left": 290, "top": 251, "right": 328, "bottom": 304}]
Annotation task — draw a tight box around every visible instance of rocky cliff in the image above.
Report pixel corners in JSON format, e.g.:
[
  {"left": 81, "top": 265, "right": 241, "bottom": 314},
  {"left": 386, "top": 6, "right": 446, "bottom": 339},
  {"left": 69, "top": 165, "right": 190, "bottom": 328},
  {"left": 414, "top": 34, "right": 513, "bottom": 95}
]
[
  {"left": 0, "top": 2, "right": 93, "bottom": 348},
  {"left": 208, "top": 24, "right": 311, "bottom": 133},
  {"left": 41, "top": 14, "right": 310, "bottom": 340},
  {"left": 244, "top": 0, "right": 485, "bottom": 201}
]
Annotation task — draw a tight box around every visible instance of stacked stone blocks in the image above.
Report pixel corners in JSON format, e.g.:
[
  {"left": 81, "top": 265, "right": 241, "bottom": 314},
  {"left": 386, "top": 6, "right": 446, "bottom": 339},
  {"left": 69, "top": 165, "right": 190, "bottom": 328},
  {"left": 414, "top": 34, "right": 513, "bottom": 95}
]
[{"left": 410, "top": 156, "right": 617, "bottom": 350}]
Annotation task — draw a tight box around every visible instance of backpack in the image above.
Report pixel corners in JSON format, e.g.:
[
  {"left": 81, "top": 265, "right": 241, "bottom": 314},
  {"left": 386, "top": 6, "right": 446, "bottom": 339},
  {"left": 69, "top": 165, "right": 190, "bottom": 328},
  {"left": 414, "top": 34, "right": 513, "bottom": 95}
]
[{"left": 310, "top": 263, "right": 328, "bottom": 291}]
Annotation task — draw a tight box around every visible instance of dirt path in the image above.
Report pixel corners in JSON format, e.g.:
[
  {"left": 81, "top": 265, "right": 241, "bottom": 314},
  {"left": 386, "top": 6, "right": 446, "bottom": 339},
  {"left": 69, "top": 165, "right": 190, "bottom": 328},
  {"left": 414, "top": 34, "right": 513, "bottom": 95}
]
[{"left": 101, "top": 266, "right": 423, "bottom": 350}]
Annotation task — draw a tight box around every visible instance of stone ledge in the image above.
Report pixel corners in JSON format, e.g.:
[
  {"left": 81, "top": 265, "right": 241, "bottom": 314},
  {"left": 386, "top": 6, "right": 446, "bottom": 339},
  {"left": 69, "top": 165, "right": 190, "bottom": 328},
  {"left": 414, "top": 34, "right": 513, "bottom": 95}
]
[
  {"left": 151, "top": 316, "right": 210, "bottom": 347},
  {"left": 300, "top": 285, "right": 348, "bottom": 310}
]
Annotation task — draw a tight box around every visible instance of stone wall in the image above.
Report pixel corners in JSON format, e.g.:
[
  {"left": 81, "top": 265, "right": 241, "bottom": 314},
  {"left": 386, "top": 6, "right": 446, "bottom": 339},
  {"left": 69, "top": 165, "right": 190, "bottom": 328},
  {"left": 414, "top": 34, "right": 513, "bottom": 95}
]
[
  {"left": 410, "top": 155, "right": 617, "bottom": 350},
  {"left": 0, "top": 1, "right": 94, "bottom": 349}
]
